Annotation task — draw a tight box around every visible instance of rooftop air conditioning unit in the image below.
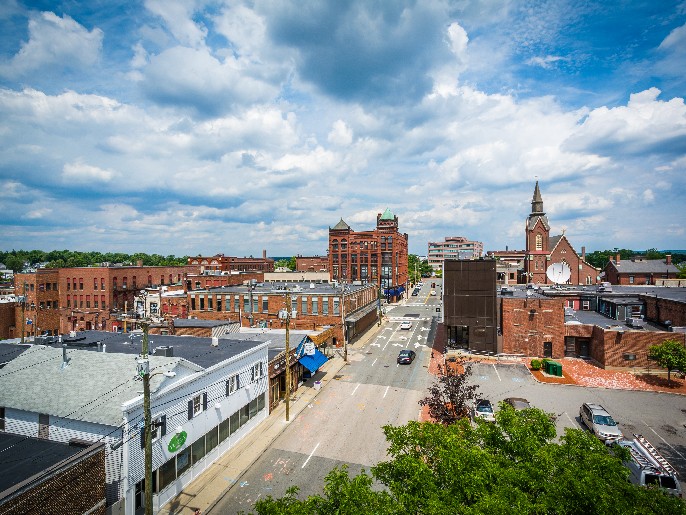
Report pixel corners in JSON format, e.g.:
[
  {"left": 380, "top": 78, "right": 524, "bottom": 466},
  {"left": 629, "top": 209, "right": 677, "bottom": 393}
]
[{"left": 156, "top": 346, "right": 174, "bottom": 357}]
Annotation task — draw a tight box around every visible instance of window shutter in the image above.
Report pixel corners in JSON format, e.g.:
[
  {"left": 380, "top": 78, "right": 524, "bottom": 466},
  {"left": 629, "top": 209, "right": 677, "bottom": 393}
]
[
  {"left": 202, "top": 392, "right": 208, "bottom": 411},
  {"left": 188, "top": 400, "right": 194, "bottom": 420},
  {"left": 160, "top": 415, "right": 167, "bottom": 437},
  {"left": 140, "top": 425, "right": 145, "bottom": 449},
  {"left": 225, "top": 380, "right": 230, "bottom": 397}
]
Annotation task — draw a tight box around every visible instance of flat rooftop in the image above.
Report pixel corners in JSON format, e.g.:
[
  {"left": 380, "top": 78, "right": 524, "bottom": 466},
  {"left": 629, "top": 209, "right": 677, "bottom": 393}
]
[
  {"left": 201, "top": 281, "right": 369, "bottom": 295},
  {"left": 45, "top": 328, "right": 321, "bottom": 367},
  {"left": 0, "top": 433, "right": 84, "bottom": 493}
]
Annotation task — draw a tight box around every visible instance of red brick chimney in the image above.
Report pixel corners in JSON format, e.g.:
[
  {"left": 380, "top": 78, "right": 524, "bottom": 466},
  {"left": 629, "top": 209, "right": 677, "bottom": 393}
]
[
  {"left": 666, "top": 254, "right": 672, "bottom": 265},
  {"left": 263, "top": 249, "right": 267, "bottom": 259},
  {"left": 615, "top": 253, "right": 620, "bottom": 264},
  {"left": 581, "top": 246, "right": 586, "bottom": 260},
  {"left": 137, "top": 259, "right": 143, "bottom": 267}
]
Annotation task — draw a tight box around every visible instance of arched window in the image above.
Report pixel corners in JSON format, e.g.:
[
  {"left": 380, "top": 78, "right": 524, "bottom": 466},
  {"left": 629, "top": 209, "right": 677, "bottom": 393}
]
[{"left": 535, "top": 234, "right": 542, "bottom": 251}]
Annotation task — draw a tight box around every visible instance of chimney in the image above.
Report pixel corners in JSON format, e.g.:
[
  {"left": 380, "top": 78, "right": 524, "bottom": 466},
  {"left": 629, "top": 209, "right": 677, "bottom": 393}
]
[
  {"left": 581, "top": 246, "right": 586, "bottom": 260},
  {"left": 666, "top": 254, "right": 672, "bottom": 265},
  {"left": 137, "top": 259, "right": 143, "bottom": 267},
  {"left": 263, "top": 249, "right": 267, "bottom": 259},
  {"left": 615, "top": 253, "right": 620, "bottom": 264}
]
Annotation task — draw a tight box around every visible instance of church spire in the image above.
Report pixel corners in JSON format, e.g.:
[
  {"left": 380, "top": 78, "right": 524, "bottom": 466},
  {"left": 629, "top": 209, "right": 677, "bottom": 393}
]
[{"left": 531, "top": 181, "right": 544, "bottom": 214}]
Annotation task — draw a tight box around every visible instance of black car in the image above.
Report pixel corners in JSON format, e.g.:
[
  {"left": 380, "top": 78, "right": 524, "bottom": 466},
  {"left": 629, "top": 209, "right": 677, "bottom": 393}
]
[{"left": 397, "top": 349, "right": 416, "bottom": 364}]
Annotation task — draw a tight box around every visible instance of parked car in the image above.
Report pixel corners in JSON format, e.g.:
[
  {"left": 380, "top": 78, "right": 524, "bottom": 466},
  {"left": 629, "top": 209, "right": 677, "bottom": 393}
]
[
  {"left": 430, "top": 290, "right": 437, "bottom": 296},
  {"left": 472, "top": 399, "right": 496, "bottom": 423},
  {"left": 579, "top": 403, "right": 623, "bottom": 444},
  {"left": 397, "top": 349, "right": 416, "bottom": 364},
  {"left": 503, "top": 397, "right": 531, "bottom": 410},
  {"left": 399, "top": 321, "right": 412, "bottom": 330}
]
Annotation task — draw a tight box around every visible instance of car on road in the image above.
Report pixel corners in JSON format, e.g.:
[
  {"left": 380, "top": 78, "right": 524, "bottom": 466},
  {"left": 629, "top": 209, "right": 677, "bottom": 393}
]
[
  {"left": 503, "top": 397, "right": 531, "bottom": 410},
  {"left": 399, "top": 321, "right": 412, "bottom": 330},
  {"left": 472, "top": 399, "right": 496, "bottom": 423},
  {"left": 397, "top": 349, "right": 416, "bottom": 364},
  {"left": 411, "top": 289, "right": 419, "bottom": 296},
  {"left": 430, "top": 290, "right": 437, "bottom": 296},
  {"left": 579, "top": 403, "right": 623, "bottom": 444}
]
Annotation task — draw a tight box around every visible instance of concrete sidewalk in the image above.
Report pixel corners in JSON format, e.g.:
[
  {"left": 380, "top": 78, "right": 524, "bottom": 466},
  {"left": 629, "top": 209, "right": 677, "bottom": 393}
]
[{"left": 160, "top": 321, "right": 385, "bottom": 515}]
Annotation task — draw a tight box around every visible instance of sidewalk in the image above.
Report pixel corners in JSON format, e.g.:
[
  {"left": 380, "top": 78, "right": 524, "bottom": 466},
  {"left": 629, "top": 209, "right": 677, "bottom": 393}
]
[{"left": 160, "top": 321, "right": 385, "bottom": 515}]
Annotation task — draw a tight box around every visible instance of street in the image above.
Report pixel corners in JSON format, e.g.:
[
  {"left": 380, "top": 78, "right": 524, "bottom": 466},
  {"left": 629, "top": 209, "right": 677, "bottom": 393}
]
[{"left": 209, "top": 283, "right": 442, "bottom": 513}]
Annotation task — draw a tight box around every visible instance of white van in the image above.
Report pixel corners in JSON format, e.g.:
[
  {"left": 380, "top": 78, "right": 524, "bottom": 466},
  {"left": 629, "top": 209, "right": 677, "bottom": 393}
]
[{"left": 619, "top": 435, "right": 681, "bottom": 497}]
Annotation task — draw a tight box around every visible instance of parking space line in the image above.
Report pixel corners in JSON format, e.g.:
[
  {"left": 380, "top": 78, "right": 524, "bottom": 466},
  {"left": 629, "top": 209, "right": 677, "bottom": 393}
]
[
  {"left": 565, "top": 412, "right": 575, "bottom": 426},
  {"left": 643, "top": 422, "right": 686, "bottom": 461},
  {"left": 372, "top": 358, "right": 377, "bottom": 367},
  {"left": 351, "top": 384, "right": 360, "bottom": 396},
  {"left": 492, "top": 364, "right": 501, "bottom": 381},
  {"left": 383, "top": 385, "right": 389, "bottom": 398},
  {"left": 301, "top": 442, "right": 320, "bottom": 468}
]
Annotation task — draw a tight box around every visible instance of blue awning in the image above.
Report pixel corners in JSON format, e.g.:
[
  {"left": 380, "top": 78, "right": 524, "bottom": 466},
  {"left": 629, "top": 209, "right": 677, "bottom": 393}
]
[{"left": 298, "top": 349, "right": 328, "bottom": 374}]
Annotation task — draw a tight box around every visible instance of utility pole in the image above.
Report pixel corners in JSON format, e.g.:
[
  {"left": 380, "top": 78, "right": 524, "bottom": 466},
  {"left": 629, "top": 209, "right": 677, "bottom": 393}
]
[
  {"left": 341, "top": 284, "right": 347, "bottom": 362},
  {"left": 279, "top": 291, "right": 294, "bottom": 421},
  {"left": 141, "top": 321, "right": 153, "bottom": 515}
]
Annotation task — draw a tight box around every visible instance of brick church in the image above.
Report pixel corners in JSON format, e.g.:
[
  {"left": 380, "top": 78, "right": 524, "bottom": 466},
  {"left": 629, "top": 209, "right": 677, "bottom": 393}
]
[{"left": 524, "top": 182, "right": 599, "bottom": 285}]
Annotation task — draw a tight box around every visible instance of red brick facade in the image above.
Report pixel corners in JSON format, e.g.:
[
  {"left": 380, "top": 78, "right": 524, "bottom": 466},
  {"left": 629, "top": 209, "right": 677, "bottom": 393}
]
[
  {"left": 603, "top": 255, "right": 678, "bottom": 285},
  {"left": 295, "top": 256, "right": 329, "bottom": 272},
  {"left": 188, "top": 251, "right": 275, "bottom": 273},
  {"left": 642, "top": 295, "right": 686, "bottom": 327},
  {"left": 0, "top": 302, "right": 15, "bottom": 339},
  {"left": 328, "top": 209, "right": 408, "bottom": 298},
  {"left": 500, "top": 297, "right": 566, "bottom": 357},
  {"left": 524, "top": 182, "right": 599, "bottom": 285}
]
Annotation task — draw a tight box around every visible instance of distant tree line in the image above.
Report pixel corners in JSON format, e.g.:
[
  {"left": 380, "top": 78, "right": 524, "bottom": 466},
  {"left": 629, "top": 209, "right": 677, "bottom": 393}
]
[
  {"left": 584, "top": 248, "right": 685, "bottom": 269},
  {"left": 0, "top": 249, "right": 189, "bottom": 272}
]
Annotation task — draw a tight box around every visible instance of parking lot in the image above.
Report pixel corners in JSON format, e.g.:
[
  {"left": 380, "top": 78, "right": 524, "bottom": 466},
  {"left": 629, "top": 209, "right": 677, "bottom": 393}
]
[{"left": 470, "top": 362, "right": 686, "bottom": 481}]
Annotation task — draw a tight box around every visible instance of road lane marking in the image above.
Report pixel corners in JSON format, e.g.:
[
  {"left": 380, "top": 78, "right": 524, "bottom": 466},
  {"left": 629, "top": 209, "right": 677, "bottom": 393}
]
[
  {"left": 372, "top": 358, "right": 378, "bottom": 367},
  {"left": 565, "top": 412, "right": 575, "bottom": 425},
  {"left": 384, "top": 385, "right": 390, "bottom": 398},
  {"left": 301, "top": 442, "right": 320, "bottom": 469},
  {"left": 351, "top": 383, "right": 360, "bottom": 396},
  {"left": 643, "top": 421, "right": 686, "bottom": 461},
  {"left": 382, "top": 342, "right": 389, "bottom": 351},
  {"left": 492, "top": 364, "right": 501, "bottom": 381}
]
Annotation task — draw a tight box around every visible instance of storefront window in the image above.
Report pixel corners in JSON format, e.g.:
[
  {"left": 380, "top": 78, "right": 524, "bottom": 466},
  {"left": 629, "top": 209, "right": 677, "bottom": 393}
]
[
  {"left": 176, "top": 447, "right": 191, "bottom": 477},
  {"left": 159, "top": 458, "right": 176, "bottom": 491}
]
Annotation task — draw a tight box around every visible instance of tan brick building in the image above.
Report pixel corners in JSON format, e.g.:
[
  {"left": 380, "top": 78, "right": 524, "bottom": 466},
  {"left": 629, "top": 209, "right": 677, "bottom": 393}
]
[
  {"left": 295, "top": 255, "right": 329, "bottom": 273},
  {"left": 524, "top": 182, "right": 599, "bottom": 285},
  {"left": 188, "top": 251, "right": 274, "bottom": 273}
]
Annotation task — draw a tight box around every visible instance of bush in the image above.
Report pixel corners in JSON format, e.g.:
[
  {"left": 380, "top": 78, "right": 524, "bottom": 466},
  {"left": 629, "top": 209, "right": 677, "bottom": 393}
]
[{"left": 530, "top": 359, "right": 542, "bottom": 371}]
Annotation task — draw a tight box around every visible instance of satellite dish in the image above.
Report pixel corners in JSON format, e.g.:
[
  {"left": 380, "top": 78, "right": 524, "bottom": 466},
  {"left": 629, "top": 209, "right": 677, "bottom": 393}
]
[{"left": 546, "top": 262, "right": 571, "bottom": 284}]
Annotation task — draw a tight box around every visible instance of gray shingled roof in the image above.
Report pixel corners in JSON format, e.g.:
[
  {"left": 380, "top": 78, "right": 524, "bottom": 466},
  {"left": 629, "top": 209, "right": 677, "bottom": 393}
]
[
  {"left": 0, "top": 346, "right": 197, "bottom": 427},
  {"left": 608, "top": 259, "right": 679, "bottom": 274},
  {"left": 331, "top": 218, "right": 350, "bottom": 230},
  {"left": 527, "top": 214, "right": 549, "bottom": 231}
]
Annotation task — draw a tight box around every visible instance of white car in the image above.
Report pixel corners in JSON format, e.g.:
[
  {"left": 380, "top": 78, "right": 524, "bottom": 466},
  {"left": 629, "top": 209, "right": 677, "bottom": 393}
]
[
  {"left": 430, "top": 290, "right": 437, "bottom": 296},
  {"left": 399, "top": 321, "right": 412, "bottom": 330}
]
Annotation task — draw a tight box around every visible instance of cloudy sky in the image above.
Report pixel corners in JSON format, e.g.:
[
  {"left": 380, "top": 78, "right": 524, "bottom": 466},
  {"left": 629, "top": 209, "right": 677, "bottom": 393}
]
[{"left": 1, "top": 1, "right": 685, "bottom": 258}]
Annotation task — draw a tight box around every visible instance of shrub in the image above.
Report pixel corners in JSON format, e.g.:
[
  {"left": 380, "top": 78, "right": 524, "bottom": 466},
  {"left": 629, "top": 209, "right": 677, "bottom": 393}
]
[{"left": 530, "top": 359, "right": 542, "bottom": 371}]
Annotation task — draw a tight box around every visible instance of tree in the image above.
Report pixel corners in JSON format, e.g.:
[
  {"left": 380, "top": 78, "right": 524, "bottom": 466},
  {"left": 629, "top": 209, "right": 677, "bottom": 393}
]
[
  {"left": 418, "top": 357, "right": 479, "bottom": 425},
  {"left": 254, "top": 407, "right": 686, "bottom": 514},
  {"left": 647, "top": 338, "right": 686, "bottom": 383}
]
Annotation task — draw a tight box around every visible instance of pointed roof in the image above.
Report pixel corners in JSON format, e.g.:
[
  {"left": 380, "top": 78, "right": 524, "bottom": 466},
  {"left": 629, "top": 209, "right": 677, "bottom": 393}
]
[
  {"left": 380, "top": 208, "right": 394, "bottom": 220},
  {"left": 331, "top": 218, "right": 350, "bottom": 231},
  {"left": 531, "top": 181, "right": 544, "bottom": 215}
]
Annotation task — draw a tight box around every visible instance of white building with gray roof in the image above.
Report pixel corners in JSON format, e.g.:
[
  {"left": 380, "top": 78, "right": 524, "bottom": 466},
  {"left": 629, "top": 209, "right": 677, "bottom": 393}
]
[{"left": 0, "top": 338, "right": 268, "bottom": 514}]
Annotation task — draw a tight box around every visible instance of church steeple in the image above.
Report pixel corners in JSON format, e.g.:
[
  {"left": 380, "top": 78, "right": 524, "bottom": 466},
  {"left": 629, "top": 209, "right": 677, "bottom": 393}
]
[{"left": 531, "top": 181, "right": 544, "bottom": 215}]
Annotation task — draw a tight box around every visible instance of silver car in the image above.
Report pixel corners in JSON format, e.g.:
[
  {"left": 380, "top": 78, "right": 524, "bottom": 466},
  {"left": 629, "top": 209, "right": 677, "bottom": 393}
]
[{"left": 579, "top": 403, "right": 623, "bottom": 444}]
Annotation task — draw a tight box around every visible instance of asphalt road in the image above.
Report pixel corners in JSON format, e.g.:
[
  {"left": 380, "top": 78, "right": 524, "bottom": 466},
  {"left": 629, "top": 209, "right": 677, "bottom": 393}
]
[
  {"left": 209, "top": 283, "right": 441, "bottom": 514},
  {"left": 471, "top": 361, "right": 686, "bottom": 488}
]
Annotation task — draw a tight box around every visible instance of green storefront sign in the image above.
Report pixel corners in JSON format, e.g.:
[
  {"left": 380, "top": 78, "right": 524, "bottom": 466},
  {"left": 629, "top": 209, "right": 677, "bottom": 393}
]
[{"left": 167, "top": 431, "right": 187, "bottom": 453}]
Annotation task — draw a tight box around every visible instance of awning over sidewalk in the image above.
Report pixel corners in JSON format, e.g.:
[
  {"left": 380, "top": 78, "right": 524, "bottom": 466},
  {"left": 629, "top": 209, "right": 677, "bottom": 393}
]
[
  {"left": 296, "top": 337, "right": 329, "bottom": 374},
  {"left": 298, "top": 350, "right": 328, "bottom": 374}
]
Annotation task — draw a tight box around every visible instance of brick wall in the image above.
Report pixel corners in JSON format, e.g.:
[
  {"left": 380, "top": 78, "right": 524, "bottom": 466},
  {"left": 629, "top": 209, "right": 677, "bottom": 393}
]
[
  {"left": 501, "top": 297, "right": 565, "bottom": 357},
  {"left": 0, "top": 302, "right": 15, "bottom": 339},
  {"left": 596, "top": 329, "right": 685, "bottom": 369},
  {"left": 1, "top": 443, "right": 106, "bottom": 515},
  {"left": 641, "top": 295, "right": 686, "bottom": 327}
]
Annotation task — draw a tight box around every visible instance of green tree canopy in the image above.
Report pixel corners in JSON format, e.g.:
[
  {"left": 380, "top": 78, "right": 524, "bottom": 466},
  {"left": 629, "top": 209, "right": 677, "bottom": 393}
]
[
  {"left": 648, "top": 338, "right": 686, "bottom": 383},
  {"left": 254, "top": 405, "right": 686, "bottom": 514}
]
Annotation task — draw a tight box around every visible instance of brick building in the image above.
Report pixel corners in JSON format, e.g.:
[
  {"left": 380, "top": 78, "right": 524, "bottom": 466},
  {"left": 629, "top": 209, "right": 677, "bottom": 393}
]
[
  {"left": 603, "top": 254, "right": 679, "bottom": 285},
  {"left": 11, "top": 264, "right": 200, "bottom": 336},
  {"left": 499, "top": 295, "right": 566, "bottom": 358},
  {"left": 328, "top": 208, "right": 409, "bottom": 300},
  {"left": 188, "top": 251, "right": 274, "bottom": 273},
  {"left": 186, "top": 282, "right": 379, "bottom": 346},
  {"left": 295, "top": 255, "right": 329, "bottom": 273},
  {"left": 427, "top": 236, "right": 483, "bottom": 271},
  {"left": 524, "top": 182, "right": 599, "bottom": 285}
]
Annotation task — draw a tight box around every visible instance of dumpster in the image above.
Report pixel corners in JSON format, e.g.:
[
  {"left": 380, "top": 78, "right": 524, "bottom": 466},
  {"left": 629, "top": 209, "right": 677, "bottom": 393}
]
[{"left": 551, "top": 362, "right": 562, "bottom": 377}]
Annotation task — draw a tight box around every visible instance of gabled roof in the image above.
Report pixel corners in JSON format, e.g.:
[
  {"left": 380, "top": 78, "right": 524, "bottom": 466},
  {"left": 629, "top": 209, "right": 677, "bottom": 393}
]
[
  {"left": 380, "top": 208, "right": 394, "bottom": 220},
  {"left": 0, "top": 346, "right": 200, "bottom": 427},
  {"left": 527, "top": 214, "right": 549, "bottom": 231},
  {"left": 331, "top": 218, "right": 350, "bottom": 231},
  {"left": 548, "top": 235, "right": 562, "bottom": 251},
  {"left": 607, "top": 259, "right": 679, "bottom": 274}
]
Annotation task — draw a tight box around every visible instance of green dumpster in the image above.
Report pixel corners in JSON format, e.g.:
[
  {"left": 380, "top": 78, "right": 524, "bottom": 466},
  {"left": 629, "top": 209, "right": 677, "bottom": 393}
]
[{"left": 552, "top": 362, "right": 562, "bottom": 377}]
